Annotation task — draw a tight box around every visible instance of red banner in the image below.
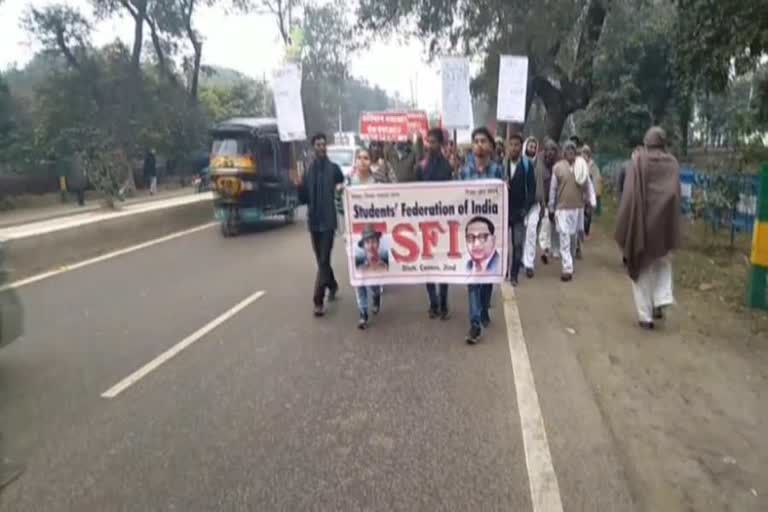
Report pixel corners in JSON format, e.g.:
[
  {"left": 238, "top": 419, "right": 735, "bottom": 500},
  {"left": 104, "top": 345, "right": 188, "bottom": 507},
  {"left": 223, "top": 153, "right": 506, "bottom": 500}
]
[{"left": 359, "top": 110, "right": 429, "bottom": 142}]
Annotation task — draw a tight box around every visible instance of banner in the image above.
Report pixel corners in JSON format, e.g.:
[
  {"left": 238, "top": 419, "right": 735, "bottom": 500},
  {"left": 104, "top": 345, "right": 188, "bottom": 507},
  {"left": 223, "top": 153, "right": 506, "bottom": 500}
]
[
  {"left": 496, "top": 55, "right": 529, "bottom": 123},
  {"left": 441, "top": 57, "right": 472, "bottom": 130},
  {"left": 343, "top": 180, "right": 508, "bottom": 286},
  {"left": 359, "top": 110, "right": 429, "bottom": 142},
  {"left": 272, "top": 64, "right": 306, "bottom": 141}
]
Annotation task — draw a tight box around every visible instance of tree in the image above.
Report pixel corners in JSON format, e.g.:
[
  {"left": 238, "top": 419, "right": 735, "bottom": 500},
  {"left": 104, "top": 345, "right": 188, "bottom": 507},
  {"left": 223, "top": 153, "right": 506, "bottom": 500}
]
[{"left": 358, "top": 0, "right": 610, "bottom": 139}]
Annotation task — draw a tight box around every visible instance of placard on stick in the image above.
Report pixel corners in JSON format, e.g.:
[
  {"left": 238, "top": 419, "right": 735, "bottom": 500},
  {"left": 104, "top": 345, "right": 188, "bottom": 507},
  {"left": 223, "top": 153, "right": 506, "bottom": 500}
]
[
  {"left": 496, "top": 55, "right": 529, "bottom": 123},
  {"left": 272, "top": 63, "right": 306, "bottom": 141}
]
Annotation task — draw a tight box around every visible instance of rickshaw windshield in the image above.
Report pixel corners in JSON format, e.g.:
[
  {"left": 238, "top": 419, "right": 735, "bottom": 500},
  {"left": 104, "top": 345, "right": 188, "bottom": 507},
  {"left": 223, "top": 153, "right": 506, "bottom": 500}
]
[{"left": 211, "top": 136, "right": 251, "bottom": 157}]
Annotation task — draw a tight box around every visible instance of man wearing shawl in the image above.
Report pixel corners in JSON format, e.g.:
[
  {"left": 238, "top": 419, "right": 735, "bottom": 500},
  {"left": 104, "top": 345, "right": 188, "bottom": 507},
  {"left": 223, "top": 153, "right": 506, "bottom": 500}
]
[
  {"left": 536, "top": 140, "right": 560, "bottom": 266},
  {"left": 548, "top": 142, "right": 596, "bottom": 281},
  {"left": 615, "top": 127, "right": 681, "bottom": 329}
]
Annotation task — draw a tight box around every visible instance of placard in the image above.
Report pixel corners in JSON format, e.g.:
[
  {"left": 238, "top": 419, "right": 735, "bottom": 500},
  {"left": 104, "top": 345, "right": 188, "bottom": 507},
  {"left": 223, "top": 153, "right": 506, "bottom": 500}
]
[
  {"left": 496, "top": 55, "right": 529, "bottom": 123},
  {"left": 441, "top": 57, "right": 472, "bottom": 130},
  {"left": 272, "top": 64, "right": 306, "bottom": 141}
]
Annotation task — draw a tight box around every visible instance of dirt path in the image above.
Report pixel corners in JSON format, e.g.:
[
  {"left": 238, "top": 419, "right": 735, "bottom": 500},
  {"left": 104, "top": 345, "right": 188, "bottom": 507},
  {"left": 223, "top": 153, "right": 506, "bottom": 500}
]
[{"left": 518, "top": 225, "right": 767, "bottom": 511}]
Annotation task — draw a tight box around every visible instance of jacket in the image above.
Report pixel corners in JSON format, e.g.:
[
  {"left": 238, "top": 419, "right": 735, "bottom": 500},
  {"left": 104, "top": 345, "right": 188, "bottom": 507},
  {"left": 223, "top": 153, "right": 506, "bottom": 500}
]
[
  {"left": 421, "top": 152, "right": 453, "bottom": 182},
  {"left": 507, "top": 158, "right": 536, "bottom": 224},
  {"left": 299, "top": 157, "right": 345, "bottom": 232}
]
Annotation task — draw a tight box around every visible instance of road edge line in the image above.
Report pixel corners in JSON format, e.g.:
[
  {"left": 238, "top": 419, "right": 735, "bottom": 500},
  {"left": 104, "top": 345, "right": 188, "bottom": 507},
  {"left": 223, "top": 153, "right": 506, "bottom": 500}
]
[
  {"left": 502, "top": 282, "right": 564, "bottom": 512},
  {"left": 1, "top": 222, "right": 216, "bottom": 292},
  {"left": 101, "top": 290, "right": 266, "bottom": 399}
]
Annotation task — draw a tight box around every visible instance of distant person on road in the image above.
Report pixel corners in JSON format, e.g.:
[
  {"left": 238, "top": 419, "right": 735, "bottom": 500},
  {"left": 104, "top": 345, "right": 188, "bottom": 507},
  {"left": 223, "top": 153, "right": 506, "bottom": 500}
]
[
  {"left": 615, "top": 127, "right": 681, "bottom": 330},
  {"left": 581, "top": 145, "right": 602, "bottom": 236},
  {"left": 143, "top": 149, "right": 157, "bottom": 195},
  {"left": 369, "top": 141, "right": 397, "bottom": 183},
  {"left": 298, "top": 132, "right": 345, "bottom": 317},
  {"left": 420, "top": 128, "right": 454, "bottom": 320},
  {"left": 460, "top": 127, "right": 505, "bottom": 345},
  {"left": 549, "top": 141, "right": 595, "bottom": 281},
  {"left": 68, "top": 151, "right": 87, "bottom": 207},
  {"left": 505, "top": 133, "right": 536, "bottom": 286},
  {"left": 385, "top": 132, "right": 423, "bottom": 182},
  {"left": 526, "top": 139, "right": 559, "bottom": 273}
]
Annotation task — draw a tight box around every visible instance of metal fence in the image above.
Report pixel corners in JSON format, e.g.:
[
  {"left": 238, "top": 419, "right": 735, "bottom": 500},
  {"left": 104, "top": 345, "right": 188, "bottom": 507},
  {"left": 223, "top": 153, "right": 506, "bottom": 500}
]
[{"left": 596, "top": 155, "right": 759, "bottom": 234}]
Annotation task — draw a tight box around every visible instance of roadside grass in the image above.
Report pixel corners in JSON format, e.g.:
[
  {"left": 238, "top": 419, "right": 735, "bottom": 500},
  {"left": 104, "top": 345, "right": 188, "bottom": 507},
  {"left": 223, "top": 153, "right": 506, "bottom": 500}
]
[{"left": 597, "top": 198, "right": 768, "bottom": 338}]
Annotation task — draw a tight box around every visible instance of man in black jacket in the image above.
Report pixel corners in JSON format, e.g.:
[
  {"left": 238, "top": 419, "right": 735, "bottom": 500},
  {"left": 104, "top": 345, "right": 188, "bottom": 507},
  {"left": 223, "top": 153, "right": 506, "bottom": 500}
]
[
  {"left": 421, "top": 128, "right": 453, "bottom": 319},
  {"left": 506, "top": 133, "right": 536, "bottom": 286},
  {"left": 299, "top": 133, "right": 345, "bottom": 316}
]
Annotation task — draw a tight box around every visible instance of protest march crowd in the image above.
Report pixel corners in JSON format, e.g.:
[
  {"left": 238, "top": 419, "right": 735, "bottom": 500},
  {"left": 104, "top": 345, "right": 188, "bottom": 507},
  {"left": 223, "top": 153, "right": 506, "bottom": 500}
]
[{"left": 298, "top": 124, "right": 682, "bottom": 344}]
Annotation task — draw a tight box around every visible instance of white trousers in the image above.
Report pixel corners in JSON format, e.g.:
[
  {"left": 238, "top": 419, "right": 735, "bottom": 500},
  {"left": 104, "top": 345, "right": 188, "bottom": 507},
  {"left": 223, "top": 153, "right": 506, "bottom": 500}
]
[
  {"left": 539, "top": 210, "right": 558, "bottom": 255},
  {"left": 523, "top": 204, "right": 540, "bottom": 269},
  {"left": 631, "top": 256, "right": 674, "bottom": 322},
  {"left": 555, "top": 209, "right": 580, "bottom": 274},
  {"left": 149, "top": 176, "right": 158, "bottom": 194}
]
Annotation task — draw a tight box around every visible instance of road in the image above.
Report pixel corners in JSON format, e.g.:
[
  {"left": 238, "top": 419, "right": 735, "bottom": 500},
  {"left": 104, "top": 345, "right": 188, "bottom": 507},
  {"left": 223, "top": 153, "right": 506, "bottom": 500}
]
[{"left": 0, "top": 214, "right": 635, "bottom": 511}]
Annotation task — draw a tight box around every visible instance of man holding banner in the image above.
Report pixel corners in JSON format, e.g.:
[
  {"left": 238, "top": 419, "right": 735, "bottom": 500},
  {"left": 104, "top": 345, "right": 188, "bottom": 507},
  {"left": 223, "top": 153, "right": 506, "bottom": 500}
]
[{"left": 460, "top": 127, "right": 505, "bottom": 344}]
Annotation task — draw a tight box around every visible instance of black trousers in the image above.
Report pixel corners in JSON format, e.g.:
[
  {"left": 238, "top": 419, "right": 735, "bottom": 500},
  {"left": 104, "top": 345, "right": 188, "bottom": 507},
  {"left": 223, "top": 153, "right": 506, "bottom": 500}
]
[
  {"left": 311, "top": 230, "right": 338, "bottom": 305},
  {"left": 584, "top": 207, "right": 593, "bottom": 236}
]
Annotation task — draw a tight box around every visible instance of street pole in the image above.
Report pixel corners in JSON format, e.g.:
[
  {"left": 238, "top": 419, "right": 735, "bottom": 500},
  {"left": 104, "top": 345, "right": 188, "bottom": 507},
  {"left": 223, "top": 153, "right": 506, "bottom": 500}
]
[{"left": 746, "top": 163, "right": 768, "bottom": 309}]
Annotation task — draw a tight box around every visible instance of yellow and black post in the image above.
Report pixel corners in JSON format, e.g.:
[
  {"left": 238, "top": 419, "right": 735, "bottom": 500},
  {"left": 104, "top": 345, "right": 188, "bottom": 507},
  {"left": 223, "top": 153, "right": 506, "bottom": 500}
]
[{"left": 747, "top": 163, "right": 768, "bottom": 309}]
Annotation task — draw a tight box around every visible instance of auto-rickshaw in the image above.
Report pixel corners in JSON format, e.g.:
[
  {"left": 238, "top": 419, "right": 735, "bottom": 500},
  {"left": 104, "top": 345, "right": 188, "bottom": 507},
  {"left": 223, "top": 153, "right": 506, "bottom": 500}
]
[{"left": 209, "top": 118, "right": 301, "bottom": 237}]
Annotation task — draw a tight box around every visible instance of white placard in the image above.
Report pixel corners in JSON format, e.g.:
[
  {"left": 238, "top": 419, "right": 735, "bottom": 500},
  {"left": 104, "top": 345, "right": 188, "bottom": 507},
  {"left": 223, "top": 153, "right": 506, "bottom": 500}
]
[
  {"left": 272, "top": 63, "right": 306, "bottom": 141},
  {"left": 441, "top": 57, "right": 472, "bottom": 130},
  {"left": 496, "top": 55, "right": 528, "bottom": 123}
]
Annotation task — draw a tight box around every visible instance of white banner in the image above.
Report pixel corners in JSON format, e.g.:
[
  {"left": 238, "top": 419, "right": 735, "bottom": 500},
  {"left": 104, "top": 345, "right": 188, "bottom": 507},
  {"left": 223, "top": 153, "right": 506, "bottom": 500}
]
[
  {"left": 343, "top": 181, "right": 508, "bottom": 286},
  {"left": 272, "top": 63, "right": 306, "bottom": 141},
  {"left": 496, "top": 55, "right": 529, "bottom": 123},
  {"left": 441, "top": 57, "right": 472, "bottom": 130}
]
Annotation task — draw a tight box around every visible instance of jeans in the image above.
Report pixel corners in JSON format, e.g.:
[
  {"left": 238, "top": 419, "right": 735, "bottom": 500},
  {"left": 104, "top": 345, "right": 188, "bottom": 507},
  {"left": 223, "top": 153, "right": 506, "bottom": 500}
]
[
  {"left": 311, "top": 230, "right": 338, "bottom": 306},
  {"left": 468, "top": 284, "right": 493, "bottom": 327},
  {"left": 355, "top": 286, "right": 382, "bottom": 315},
  {"left": 425, "top": 283, "right": 448, "bottom": 311},
  {"left": 508, "top": 218, "right": 526, "bottom": 279}
]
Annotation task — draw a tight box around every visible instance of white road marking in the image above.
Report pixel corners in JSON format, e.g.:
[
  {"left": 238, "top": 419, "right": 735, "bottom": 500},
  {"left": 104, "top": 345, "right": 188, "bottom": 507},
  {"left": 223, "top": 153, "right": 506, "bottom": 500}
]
[
  {"left": 102, "top": 290, "right": 266, "bottom": 399},
  {"left": 501, "top": 283, "right": 564, "bottom": 512},
  {"left": 0, "top": 223, "right": 216, "bottom": 292}
]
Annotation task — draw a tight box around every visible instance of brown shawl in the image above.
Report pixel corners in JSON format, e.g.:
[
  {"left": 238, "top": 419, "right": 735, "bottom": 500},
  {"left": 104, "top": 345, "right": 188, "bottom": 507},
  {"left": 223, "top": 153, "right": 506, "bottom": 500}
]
[{"left": 614, "top": 127, "right": 682, "bottom": 280}]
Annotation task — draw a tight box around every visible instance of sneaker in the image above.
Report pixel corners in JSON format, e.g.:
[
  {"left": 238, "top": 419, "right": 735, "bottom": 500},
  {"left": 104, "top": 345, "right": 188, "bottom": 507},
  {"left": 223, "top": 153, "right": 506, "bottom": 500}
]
[
  {"left": 466, "top": 325, "right": 482, "bottom": 345},
  {"left": 560, "top": 273, "right": 573, "bottom": 282},
  {"left": 638, "top": 321, "right": 655, "bottom": 330},
  {"left": 481, "top": 315, "right": 491, "bottom": 329},
  {"left": 525, "top": 268, "right": 535, "bottom": 278},
  {"left": 372, "top": 295, "right": 381, "bottom": 315},
  {"left": 313, "top": 304, "right": 325, "bottom": 317},
  {"left": 358, "top": 313, "right": 368, "bottom": 330}
]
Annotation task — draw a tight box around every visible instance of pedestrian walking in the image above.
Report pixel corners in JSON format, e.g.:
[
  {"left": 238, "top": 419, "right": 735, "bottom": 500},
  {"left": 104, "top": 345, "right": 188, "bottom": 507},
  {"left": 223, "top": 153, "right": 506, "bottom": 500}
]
[
  {"left": 505, "top": 133, "right": 536, "bottom": 286},
  {"left": 615, "top": 127, "right": 681, "bottom": 329},
  {"left": 386, "top": 133, "right": 423, "bottom": 182},
  {"left": 460, "top": 127, "right": 505, "bottom": 345},
  {"left": 68, "top": 150, "right": 87, "bottom": 207},
  {"left": 581, "top": 145, "right": 602, "bottom": 237},
  {"left": 548, "top": 141, "right": 595, "bottom": 281},
  {"left": 143, "top": 149, "right": 157, "bottom": 195},
  {"left": 421, "top": 128, "right": 454, "bottom": 319},
  {"left": 298, "top": 133, "right": 345, "bottom": 317},
  {"left": 349, "top": 148, "right": 385, "bottom": 329},
  {"left": 370, "top": 141, "right": 397, "bottom": 183},
  {"left": 536, "top": 140, "right": 560, "bottom": 267}
]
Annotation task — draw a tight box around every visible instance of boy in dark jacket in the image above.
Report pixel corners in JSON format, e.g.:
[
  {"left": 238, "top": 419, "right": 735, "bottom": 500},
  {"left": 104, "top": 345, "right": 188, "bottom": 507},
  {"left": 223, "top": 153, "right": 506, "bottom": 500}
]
[
  {"left": 505, "top": 134, "right": 536, "bottom": 286},
  {"left": 299, "top": 133, "right": 345, "bottom": 316},
  {"left": 421, "top": 128, "right": 453, "bottom": 319}
]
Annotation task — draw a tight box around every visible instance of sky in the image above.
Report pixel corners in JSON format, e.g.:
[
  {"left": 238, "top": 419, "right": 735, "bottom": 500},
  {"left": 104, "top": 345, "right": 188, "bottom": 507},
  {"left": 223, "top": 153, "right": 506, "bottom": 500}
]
[{"left": 0, "top": 0, "right": 442, "bottom": 111}]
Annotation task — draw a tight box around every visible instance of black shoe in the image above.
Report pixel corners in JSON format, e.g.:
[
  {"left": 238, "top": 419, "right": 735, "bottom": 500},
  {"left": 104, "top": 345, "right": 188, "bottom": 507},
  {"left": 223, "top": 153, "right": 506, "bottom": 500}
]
[
  {"left": 653, "top": 307, "right": 664, "bottom": 320},
  {"left": 481, "top": 316, "right": 491, "bottom": 329},
  {"left": 372, "top": 295, "right": 381, "bottom": 315},
  {"left": 541, "top": 253, "right": 549, "bottom": 265},
  {"left": 440, "top": 308, "right": 451, "bottom": 321},
  {"left": 526, "top": 268, "right": 535, "bottom": 279},
  {"left": 575, "top": 248, "right": 583, "bottom": 260},
  {"left": 510, "top": 276, "right": 519, "bottom": 287},
  {"left": 328, "top": 288, "right": 338, "bottom": 302},
  {"left": 358, "top": 313, "right": 368, "bottom": 330},
  {"left": 428, "top": 307, "right": 439, "bottom": 319},
  {"left": 639, "top": 321, "right": 655, "bottom": 330},
  {"left": 313, "top": 304, "right": 325, "bottom": 317},
  {"left": 466, "top": 325, "right": 482, "bottom": 344},
  {"left": 561, "top": 273, "right": 573, "bottom": 282}
]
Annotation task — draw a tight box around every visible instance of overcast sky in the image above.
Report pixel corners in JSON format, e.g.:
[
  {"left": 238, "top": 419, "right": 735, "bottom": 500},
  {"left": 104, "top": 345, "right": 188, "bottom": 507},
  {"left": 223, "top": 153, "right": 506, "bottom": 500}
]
[{"left": 0, "top": 0, "right": 442, "bottom": 111}]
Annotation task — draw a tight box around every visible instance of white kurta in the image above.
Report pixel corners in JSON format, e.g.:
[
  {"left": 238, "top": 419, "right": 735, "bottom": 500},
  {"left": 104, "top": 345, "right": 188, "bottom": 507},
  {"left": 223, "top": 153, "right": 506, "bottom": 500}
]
[
  {"left": 631, "top": 256, "right": 674, "bottom": 322},
  {"left": 522, "top": 204, "right": 540, "bottom": 269},
  {"left": 554, "top": 209, "right": 580, "bottom": 274}
]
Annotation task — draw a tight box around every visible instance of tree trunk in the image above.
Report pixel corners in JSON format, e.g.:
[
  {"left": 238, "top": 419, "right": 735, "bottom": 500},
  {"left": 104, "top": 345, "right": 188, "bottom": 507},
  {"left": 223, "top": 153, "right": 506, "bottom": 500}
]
[
  {"left": 189, "top": 40, "right": 202, "bottom": 101},
  {"left": 130, "top": 0, "right": 147, "bottom": 74},
  {"left": 544, "top": 108, "right": 567, "bottom": 142}
]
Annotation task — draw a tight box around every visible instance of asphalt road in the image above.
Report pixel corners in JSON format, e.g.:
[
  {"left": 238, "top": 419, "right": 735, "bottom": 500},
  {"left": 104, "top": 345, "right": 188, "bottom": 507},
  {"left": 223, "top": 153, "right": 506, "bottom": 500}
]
[{"left": 0, "top": 215, "right": 635, "bottom": 511}]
